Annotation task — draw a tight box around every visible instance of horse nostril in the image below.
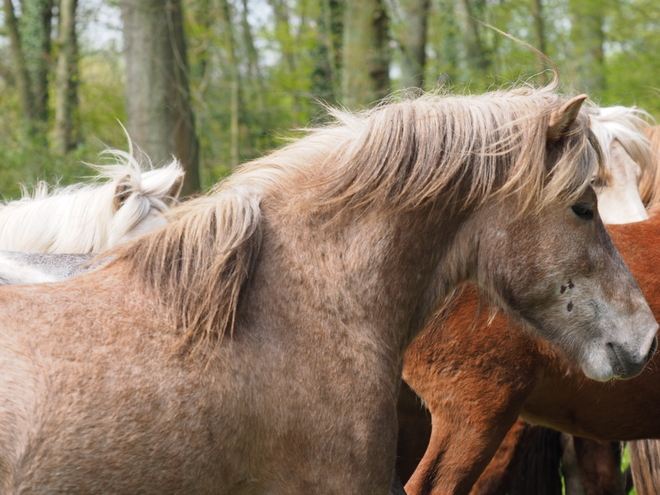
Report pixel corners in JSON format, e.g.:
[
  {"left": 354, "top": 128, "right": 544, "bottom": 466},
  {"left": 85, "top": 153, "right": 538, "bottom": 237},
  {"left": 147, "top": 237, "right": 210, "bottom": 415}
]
[{"left": 647, "top": 336, "right": 658, "bottom": 363}]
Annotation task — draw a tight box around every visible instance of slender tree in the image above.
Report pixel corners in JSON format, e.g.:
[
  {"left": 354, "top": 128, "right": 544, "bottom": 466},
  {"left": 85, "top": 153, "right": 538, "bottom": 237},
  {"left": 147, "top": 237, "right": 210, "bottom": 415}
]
[
  {"left": 399, "top": 0, "right": 430, "bottom": 89},
  {"left": 21, "top": 0, "right": 53, "bottom": 124},
  {"left": 54, "top": 0, "right": 80, "bottom": 153},
  {"left": 341, "top": 0, "right": 390, "bottom": 109},
  {"left": 121, "top": 0, "right": 200, "bottom": 195},
  {"left": 568, "top": 0, "right": 606, "bottom": 94},
  {"left": 219, "top": 0, "right": 241, "bottom": 168},
  {"left": 3, "top": 0, "right": 35, "bottom": 132},
  {"left": 460, "top": 0, "right": 492, "bottom": 79}
]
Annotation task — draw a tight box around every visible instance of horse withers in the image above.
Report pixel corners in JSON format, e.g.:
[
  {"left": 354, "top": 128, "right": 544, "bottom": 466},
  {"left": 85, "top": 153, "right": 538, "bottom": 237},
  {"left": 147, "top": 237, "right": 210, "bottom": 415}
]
[{"left": 0, "top": 87, "right": 655, "bottom": 494}]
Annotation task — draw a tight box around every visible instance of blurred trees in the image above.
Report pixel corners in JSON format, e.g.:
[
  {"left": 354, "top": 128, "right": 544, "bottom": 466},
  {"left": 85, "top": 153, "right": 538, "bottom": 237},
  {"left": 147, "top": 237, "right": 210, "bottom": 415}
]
[
  {"left": 54, "top": 0, "right": 80, "bottom": 153},
  {"left": 342, "top": 0, "right": 389, "bottom": 108},
  {"left": 121, "top": 0, "right": 200, "bottom": 194},
  {"left": 0, "top": 0, "right": 658, "bottom": 197}
]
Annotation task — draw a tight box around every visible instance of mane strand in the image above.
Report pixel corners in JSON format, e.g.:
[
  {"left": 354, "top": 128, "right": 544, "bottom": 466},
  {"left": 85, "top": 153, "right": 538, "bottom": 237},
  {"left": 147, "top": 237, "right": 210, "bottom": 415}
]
[
  {"left": 644, "top": 125, "right": 660, "bottom": 209},
  {"left": 590, "top": 106, "right": 655, "bottom": 205},
  {"left": 112, "top": 188, "right": 263, "bottom": 349}
]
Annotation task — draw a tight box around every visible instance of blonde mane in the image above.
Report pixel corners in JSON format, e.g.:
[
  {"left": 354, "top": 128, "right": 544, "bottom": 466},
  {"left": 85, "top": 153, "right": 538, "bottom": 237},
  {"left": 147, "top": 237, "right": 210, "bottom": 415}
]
[
  {"left": 0, "top": 150, "right": 183, "bottom": 253},
  {"left": 589, "top": 106, "right": 655, "bottom": 205},
  {"left": 644, "top": 125, "right": 660, "bottom": 210},
  {"left": 114, "top": 86, "right": 600, "bottom": 348}
]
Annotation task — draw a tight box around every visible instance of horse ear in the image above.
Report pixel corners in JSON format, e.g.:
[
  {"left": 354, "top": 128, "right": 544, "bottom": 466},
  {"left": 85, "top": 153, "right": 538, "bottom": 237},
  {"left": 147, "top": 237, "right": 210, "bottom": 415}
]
[
  {"left": 547, "top": 94, "right": 588, "bottom": 145},
  {"left": 165, "top": 175, "right": 184, "bottom": 206},
  {"left": 113, "top": 175, "right": 133, "bottom": 212}
]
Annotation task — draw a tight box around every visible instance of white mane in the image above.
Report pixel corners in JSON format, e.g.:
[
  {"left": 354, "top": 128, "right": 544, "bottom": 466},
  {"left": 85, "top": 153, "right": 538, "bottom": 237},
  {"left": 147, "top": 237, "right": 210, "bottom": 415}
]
[
  {"left": 0, "top": 150, "right": 184, "bottom": 253},
  {"left": 590, "top": 106, "right": 653, "bottom": 176}
]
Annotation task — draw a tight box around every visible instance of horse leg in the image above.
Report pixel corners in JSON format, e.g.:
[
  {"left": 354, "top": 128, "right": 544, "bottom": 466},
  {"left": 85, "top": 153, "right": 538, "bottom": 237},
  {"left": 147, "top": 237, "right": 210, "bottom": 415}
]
[
  {"left": 572, "top": 436, "right": 624, "bottom": 495},
  {"left": 561, "top": 434, "right": 586, "bottom": 495},
  {"left": 629, "top": 439, "right": 660, "bottom": 495},
  {"left": 469, "top": 419, "right": 540, "bottom": 495},
  {"left": 403, "top": 397, "right": 526, "bottom": 495},
  {"left": 494, "top": 425, "right": 563, "bottom": 495}
]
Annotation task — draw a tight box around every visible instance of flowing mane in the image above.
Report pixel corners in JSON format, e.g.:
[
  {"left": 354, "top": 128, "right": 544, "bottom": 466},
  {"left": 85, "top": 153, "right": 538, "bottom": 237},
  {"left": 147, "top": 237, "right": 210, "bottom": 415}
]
[
  {"left": 0, "top": 150, "right": 184, "bottom": 253},
  {"left": 113, "top": 86, "right": 601, "bottom": 348},
  {"left": 645, "top": 125, "right": 660, "bottom": 209},
  {"left": 589, "top": 106, "right": 656, "bottom": 206}
]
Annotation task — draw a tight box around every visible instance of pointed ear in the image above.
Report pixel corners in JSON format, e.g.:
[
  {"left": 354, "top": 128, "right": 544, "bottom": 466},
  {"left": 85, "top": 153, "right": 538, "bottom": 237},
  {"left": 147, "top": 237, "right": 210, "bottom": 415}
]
[
  {"left": 113, "top": 175, "right": 133, "bottom": 212},
  {"left": 547, "top": 94, "right": 588, "bottom": 145},
  {"left": 164, "top": 175, "right": 184, "bottom": 206}
]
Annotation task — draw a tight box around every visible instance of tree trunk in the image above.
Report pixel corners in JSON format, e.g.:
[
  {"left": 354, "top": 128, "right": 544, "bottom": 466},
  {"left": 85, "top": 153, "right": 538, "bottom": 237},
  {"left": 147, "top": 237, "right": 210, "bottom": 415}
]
[
  {"left": 399, "top": 0, "right": 430, "bottom": 89},
  {"left": 568, "top": 0, "right": 605, "bottom": 94},
  {"left": 241, "top": 0, "right": 266, "bottom": 113},
  {"left": 530, "top": 0, "right": 548, "bottom": 78},
  {"left": 20, "top": 0, "right": 53, "bottom": 124},
  {"left": 54, "top": 0, "right": 79, "bottom": 153},
  {"left": 121, "top": 0, "right": 201, "bottom": 195},
  {"left": 341, "top": 0, "right": 390, "bottom": 109},
  {"left": 320, "top": 0, "right": 342, "bottom": 100},
  {"left": 460, "top": 0, "right": 491, "bottom": 78},
  {"left": 219, "top": 0, "right": 240, "bottom": 168},
  {"left": 3, "top": 0, "right": 35, "bottom": 132}
]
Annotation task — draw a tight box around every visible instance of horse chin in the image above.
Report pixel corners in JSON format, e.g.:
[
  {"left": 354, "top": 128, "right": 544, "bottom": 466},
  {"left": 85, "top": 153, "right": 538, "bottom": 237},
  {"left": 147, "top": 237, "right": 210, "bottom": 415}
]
[
  {"left": 579, "top": 352, "right": 618, "bottom": 382},
  {"left": 579, "top": 331, "right": 659, "bottom": 382}
]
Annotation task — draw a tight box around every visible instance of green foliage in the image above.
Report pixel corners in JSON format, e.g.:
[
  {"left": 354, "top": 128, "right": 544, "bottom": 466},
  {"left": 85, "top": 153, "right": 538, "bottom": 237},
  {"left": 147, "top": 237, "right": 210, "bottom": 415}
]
[
  {"left": 0, "top": 0, "right": 659, "bottom": 198},
  {"left": 0, "top": 44, "right": 127, "bottom": 199}
]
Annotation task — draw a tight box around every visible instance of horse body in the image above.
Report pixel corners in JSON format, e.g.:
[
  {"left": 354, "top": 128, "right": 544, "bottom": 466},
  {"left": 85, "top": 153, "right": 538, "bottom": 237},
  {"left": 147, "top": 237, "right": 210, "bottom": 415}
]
[
  {"left": 0, "top": 89, "right": 654, "bottom": 494},
  {"left": 0, "top": 251, "right": 93, "bottom": 284}
]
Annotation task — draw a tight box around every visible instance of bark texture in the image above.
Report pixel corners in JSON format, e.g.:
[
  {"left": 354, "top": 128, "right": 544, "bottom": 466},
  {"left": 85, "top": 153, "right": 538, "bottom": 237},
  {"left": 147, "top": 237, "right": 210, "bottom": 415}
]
[
  {"left": 341, "top": 0, "right": 390, "bottom": 109},
  {"left": 121, "top": 0, "right": 200, "bottom": 195}
]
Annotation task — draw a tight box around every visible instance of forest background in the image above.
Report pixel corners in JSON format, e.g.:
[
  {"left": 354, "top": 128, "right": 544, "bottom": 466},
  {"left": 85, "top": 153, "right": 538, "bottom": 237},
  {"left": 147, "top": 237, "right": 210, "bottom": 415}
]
[{"left": 0, "top": 0, "right": 658, "bottom": 197}]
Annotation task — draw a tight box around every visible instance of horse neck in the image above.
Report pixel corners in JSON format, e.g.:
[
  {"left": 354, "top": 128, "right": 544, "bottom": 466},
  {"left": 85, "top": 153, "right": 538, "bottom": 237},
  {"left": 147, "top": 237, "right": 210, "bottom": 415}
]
[{"left": 246, "top": 201, "right": 476, "bottom": 359}]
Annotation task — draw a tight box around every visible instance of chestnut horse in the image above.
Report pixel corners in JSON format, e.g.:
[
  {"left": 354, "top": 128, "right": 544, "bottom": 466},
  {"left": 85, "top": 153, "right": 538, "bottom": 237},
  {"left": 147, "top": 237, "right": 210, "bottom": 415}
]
[
  {"left": 628, "top": 125, "right": 660, "bottom": 495},
  {"left": 0, "top": 88, "right": 655, "bottom": 494},
  {"left": 400, "top": 210, "right": 660, "bottom": 495}
]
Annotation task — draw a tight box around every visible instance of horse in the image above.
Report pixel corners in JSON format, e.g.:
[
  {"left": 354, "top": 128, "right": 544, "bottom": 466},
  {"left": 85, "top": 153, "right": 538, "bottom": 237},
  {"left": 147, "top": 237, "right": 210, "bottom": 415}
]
[
  {"left": 0, "top": 251, "right": 94, "bottom": 285},
  {"left": 0, "top": 148, "right": 184, "bottom": 253},
  {"left": 627, "top": 125, "right": 660, "bottom": 495},
  {"left": 0, "top": 87, "right": 655, "bottom": 494},
  {"left": 395, "top": 104, "right": 657, "bottom": 494},
  {"left": 399, "top": 210, "right": 660, "bottom": 495},
  {"left": 473, "top": 120, "right": 660, "bottom": 495},
  {"left": 589, "top": 105, "right": 654, "bottom": 224}
]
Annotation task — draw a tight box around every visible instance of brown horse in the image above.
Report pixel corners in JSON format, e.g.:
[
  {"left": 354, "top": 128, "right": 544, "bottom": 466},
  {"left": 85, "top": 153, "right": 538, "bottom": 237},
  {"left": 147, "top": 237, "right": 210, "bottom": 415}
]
[
  {"left": 400, "top": 208, "right": 660, "bottom": 495},
  {"left": 0, "top": 88, "right": 654, "bottom": 494}
]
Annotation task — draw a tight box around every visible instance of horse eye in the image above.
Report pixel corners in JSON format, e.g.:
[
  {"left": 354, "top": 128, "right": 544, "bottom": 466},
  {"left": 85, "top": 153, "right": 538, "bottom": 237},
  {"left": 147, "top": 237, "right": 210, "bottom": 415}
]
[{"left": 571, "top": 203, "right": 594, "bottom": 220}]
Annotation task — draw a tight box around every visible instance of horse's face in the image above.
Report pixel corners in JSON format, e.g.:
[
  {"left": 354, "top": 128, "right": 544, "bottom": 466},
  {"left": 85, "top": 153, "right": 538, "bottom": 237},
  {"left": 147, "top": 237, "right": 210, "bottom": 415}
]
[
  {"left": 475, "top": 186, "right": 657, "bottom": 382},
  {"left": 593, "top": 139, "right": 648, "bottom": 224}
]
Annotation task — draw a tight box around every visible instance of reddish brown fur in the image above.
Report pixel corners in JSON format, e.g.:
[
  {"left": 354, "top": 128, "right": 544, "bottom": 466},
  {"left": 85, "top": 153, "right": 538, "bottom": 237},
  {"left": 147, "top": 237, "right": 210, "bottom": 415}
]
[{"left": 402, "top": 212, "right": 660, "bottom": 495}]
